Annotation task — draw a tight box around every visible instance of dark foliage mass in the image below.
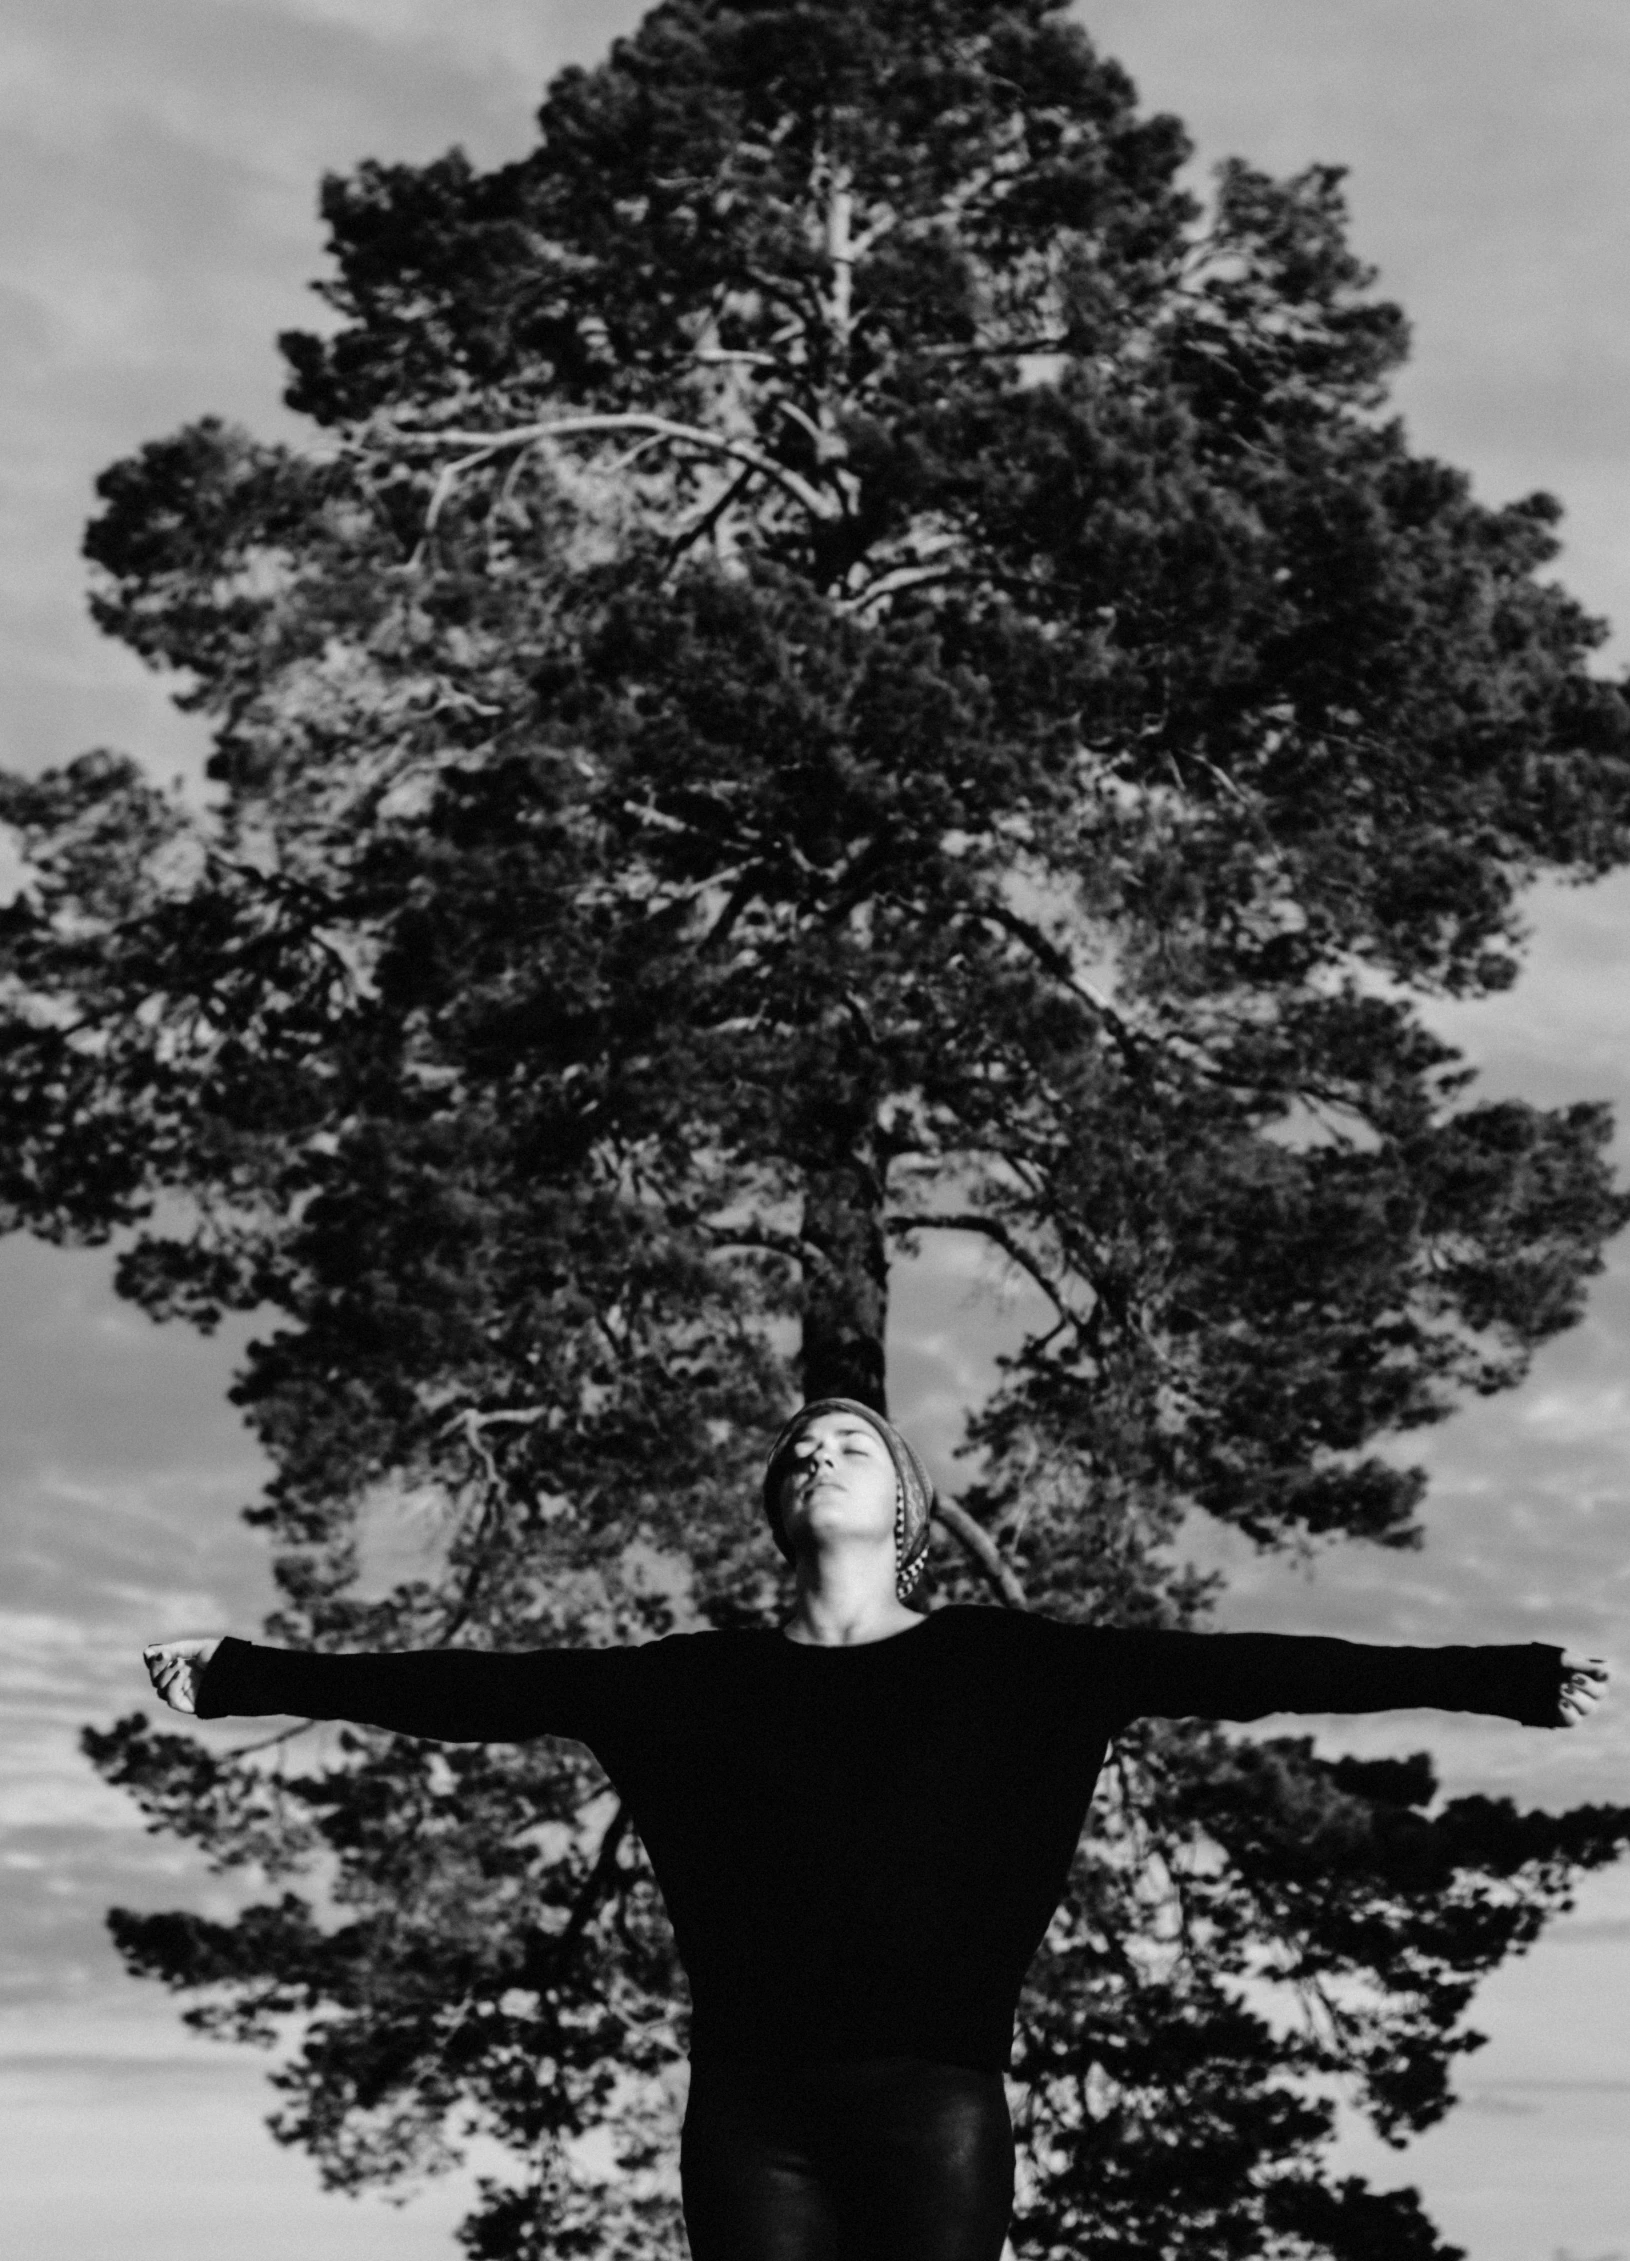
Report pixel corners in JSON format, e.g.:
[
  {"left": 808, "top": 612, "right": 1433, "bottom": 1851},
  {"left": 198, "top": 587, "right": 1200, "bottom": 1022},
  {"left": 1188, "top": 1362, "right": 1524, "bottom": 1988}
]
[{"left": 1, "top": 1, "right": 1626, "bottom": 2251}]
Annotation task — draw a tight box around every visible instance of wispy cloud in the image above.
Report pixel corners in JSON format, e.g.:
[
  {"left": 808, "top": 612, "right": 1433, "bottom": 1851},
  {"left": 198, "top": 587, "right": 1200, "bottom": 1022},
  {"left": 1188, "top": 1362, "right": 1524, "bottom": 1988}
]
[
  {"left": 0, "top": 0, "right": 648, "bottom": 779},
  {"left": 0, "top": 2038, "right": 481, "bottom": 2260}
]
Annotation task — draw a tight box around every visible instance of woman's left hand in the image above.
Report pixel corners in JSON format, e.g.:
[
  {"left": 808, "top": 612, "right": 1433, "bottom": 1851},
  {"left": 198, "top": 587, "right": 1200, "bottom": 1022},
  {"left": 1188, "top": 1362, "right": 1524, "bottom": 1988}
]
[{"left": 1557, "top": 1652, "right": 1609, "bottom": 1727}]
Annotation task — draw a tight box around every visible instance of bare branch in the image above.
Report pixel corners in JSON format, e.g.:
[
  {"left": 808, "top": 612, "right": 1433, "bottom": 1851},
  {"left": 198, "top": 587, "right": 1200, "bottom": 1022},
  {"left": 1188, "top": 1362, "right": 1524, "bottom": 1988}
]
[
  {"left": 436, "top": 1404, "right": 548, "bottom": 1476},
  {"left": 825, "top": 167, "right": 856, "bottom": 355},
  {"left": 224, "top": 1721, "right": 319, "bottom": 1758},
  {"left": 379, "top": 413, "right": 838, "bottom": 526},
  {"left": 974, "top": 897, "right": 1136, "bottom": 1047},
  {"left": 888, "top": 1209, "right": 1071, "bottom": 1321},
  {"left": 935, "top": 1497, "right": 1028, "bottom": 1610},
  {"left": 433, "top": 1405, "right": 553, "bottom": 1638},
  {"left": 666, "top": 464, "right": 756, "bottom": 565},
  {"left": 908, "top": 333, "right": 1073, "bottom": 363},
  {"left": 414, "top": 447, "right": 503, "bottom": 560},
  {"left": 525, "top": 1802, "right": 634, "bottom": 1992},
  {"left": 849, "top": 564, "right": 960, "bottom": 612},
  {"left": 771, "top": 397, "right": 831, "bottom": 454}
]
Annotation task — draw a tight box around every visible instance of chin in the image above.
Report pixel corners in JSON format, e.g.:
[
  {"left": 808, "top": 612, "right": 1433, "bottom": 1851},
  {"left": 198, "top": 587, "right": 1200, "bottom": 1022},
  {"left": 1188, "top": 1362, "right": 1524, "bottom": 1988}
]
[{"left": 796, "top": 1503, "right": 892, "bottom": 1546}]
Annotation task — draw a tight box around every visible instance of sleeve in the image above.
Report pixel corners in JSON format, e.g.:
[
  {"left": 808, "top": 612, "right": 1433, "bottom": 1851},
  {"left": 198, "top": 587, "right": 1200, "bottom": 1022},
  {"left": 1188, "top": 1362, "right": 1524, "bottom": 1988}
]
[
  {"left": 1082, "top": 1627, "right": 1566, "bottom": 1730},
  {"left": 192, "top": 1635, "right": 637, "bottom": 1745}
]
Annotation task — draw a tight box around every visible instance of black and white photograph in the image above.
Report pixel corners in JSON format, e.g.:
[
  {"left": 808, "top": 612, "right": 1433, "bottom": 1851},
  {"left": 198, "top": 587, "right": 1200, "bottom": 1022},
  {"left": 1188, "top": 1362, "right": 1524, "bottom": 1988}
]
[{"left": 0, "top": 6, "right": 1626, "bottom": 2257}]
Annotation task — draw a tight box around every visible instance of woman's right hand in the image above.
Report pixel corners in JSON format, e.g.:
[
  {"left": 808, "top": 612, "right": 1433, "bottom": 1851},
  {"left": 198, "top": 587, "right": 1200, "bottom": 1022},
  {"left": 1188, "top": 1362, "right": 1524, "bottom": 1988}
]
[{"left": 143, "top": 1637, "right": 225, "bottom": 1715}]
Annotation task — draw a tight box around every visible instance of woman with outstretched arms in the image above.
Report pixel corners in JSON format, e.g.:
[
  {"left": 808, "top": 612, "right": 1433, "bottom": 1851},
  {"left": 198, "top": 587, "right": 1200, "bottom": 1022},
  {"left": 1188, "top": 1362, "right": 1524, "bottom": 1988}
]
[{"left": 146, "top": 1400, "right": 1608, "bottom": 2261}]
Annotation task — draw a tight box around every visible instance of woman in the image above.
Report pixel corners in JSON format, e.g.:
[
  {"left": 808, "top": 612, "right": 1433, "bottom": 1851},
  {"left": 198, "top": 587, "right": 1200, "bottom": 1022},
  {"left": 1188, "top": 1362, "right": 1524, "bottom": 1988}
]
[{"left": 145, "top": 1399, "right": 1609, "bottom": 2261}]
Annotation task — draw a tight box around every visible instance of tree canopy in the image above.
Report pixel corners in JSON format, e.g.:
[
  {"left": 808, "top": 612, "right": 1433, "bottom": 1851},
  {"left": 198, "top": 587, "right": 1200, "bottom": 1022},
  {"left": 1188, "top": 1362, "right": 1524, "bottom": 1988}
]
[{"left": 5, "top": 1, "right": 1629, "bottom": 2253}]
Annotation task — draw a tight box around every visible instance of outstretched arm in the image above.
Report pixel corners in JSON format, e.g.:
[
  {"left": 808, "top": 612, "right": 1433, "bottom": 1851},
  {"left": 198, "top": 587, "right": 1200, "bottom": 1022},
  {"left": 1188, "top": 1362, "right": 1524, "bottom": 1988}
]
[
  {"left": 1089, "top": 1627, "right": 1605, "bottom": 1730},
  {"left": 142, "top": 1633, "right": 630, "bottom": 1744}
]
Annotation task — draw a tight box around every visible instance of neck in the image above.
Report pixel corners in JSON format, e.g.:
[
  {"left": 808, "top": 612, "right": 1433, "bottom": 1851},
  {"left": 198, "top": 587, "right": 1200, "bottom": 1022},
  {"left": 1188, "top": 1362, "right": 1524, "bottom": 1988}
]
[{"left": 784, "top": 1537, "right": 920, "bottom": 1646}]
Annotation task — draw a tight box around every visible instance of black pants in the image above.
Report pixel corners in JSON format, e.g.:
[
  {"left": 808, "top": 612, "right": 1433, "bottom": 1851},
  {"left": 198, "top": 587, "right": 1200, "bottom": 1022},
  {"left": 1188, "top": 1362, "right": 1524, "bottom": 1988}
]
[{"left": 681, "top": 2056, "right": 1014, "bottom": 2261}]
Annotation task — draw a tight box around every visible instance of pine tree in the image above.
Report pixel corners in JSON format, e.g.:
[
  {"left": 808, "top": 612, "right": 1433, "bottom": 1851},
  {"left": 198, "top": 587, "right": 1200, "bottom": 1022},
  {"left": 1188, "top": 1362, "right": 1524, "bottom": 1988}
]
[{"left": 4, "top": 3, "right": 1628, "bottom": 2251}]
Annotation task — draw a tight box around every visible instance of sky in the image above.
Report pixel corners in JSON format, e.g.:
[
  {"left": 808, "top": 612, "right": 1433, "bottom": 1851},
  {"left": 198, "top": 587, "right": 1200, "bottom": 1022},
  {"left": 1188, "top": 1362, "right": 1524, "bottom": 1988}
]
[{"left": 0, "top": 3, "right": 1627, "bottom": 2257}]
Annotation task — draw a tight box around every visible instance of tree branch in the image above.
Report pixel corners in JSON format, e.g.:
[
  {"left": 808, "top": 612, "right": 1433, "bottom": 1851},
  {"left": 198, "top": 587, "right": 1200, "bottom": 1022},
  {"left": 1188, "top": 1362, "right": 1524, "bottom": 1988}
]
[
  {"left": 849, "top": 564, "right": 961, "bottom": 612},
  {"left": 414, "top": 447, "right": 504, "bottom": 558},
  {"left": 439, "top": 1403, "right": 548, "bottom": 1485},
  {"left": 666, "top": 463, "right": 756, "bottom": 565},
  {"left": 825, "top": 166, "right": 855, "bottom": 361},
  {"left": 526, "top": 1802, "right": 634, "bottom": 1993},
  {"left": 692, "top": 349, "right": 780, "bottom": 369},
  {"left": 435, "top": 1405, "right": 552, "bottom": 1637},
  {"left": 888, "top": 1209, "right": 1071, "bottom": 1321},
  {"left": 703, "top": 1223, "right": 842, "bottom": 1287},
  {"left": 974, "top": 897, "right": 1146, "bottom": 1067},
  {"left": 380, "top": 413, "right": 838, "bottom": 526},
  {"left": 935, "top": 1497, "right": 1028, "bottom": 1610},
  {"left": 224, "top": 1720, "right": 319, "bottom": 1758}
]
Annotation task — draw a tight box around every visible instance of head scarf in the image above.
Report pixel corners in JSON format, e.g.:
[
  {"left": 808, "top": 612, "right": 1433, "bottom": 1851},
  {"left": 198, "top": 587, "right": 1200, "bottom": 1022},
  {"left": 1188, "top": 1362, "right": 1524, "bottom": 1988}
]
[{"left": 761, "top": 1398, "right": 937, "bottom": 1598}]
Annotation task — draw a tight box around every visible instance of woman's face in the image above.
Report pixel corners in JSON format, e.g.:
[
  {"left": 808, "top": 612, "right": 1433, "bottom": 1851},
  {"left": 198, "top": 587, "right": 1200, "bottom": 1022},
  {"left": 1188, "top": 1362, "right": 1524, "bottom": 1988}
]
[{"left": 776, "top": 1411, "right": 899, "bottom": 1554}]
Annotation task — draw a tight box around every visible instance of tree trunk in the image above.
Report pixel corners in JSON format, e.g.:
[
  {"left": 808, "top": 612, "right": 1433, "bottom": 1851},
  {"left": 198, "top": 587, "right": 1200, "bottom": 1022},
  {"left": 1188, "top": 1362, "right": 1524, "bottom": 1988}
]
[{"left": 799, "top": 1152, "right": 889, "bottom": 1410}]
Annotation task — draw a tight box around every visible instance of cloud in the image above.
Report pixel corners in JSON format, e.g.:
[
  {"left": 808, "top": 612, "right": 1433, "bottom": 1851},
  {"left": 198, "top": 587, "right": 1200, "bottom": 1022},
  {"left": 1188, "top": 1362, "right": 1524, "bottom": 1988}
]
[
  {"left": 0, "top": 1233, "right": 279, "bottom": 2007},
  {"left": 0, "top": 0, "right": 649, "bottom": 779},
  {"left": 0, "top": 2039, "right": 484, "bottom": 2260}
]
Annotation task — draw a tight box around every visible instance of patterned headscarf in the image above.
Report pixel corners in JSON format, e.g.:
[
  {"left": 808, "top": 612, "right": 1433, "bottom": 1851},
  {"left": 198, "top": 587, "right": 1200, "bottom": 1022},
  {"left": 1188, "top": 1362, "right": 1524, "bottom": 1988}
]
[{"left": 761, "top": 1398, "right": 937, "bottom": 1599}]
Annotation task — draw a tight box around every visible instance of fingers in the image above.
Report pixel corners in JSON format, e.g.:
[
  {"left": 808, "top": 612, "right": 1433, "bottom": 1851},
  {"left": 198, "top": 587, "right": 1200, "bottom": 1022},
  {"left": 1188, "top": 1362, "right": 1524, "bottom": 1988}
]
[
  {"left": 1559, "top": 1653, "right": 1609, "bottom": 1680},
  {"left": 1556, "top": 1669, "right": 1608, "bottom": 1728},
  {"left": 1554, "top": 1654, "right": 1609, "bottom": 1727},
  {"left": 141, "top": 1639, "right": 212, "bottom": 1715},
  {"left": 146, "top": 1659, "right": 196, "bottom": 1713}
]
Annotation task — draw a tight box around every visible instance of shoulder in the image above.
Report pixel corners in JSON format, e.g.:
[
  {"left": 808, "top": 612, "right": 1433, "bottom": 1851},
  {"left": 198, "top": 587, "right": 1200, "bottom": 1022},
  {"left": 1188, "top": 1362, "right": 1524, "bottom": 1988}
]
[
  {"left": 926, "top": 1606, "right": 1141, "bottom": 1676},
  {"left": 552, "top": 1629, "right": 766, "bottom": 1714},
  {"left": 925, "top": 1604, "right": 1087, "bottom": 1654},
  {"left": 637, "top": 1626, "right": 777, "bottom": 1674}
]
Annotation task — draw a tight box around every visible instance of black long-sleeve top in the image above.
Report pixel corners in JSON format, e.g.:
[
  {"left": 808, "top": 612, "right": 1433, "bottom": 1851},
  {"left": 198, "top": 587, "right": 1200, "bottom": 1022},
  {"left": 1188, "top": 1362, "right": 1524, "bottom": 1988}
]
[{"left": 197, "top": 1608, "right": 1564, "bottom": 2074}]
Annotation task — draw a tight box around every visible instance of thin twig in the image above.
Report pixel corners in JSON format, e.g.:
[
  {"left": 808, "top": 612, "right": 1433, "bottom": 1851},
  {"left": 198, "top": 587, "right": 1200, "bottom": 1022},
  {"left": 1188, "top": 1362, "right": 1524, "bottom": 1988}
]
[
  {"left": 224, "top": 1720, "right": 319, "bottom": 1758},
  {"left": 888, "top": 1209, "right": 1072, "bottom": 1322}
]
